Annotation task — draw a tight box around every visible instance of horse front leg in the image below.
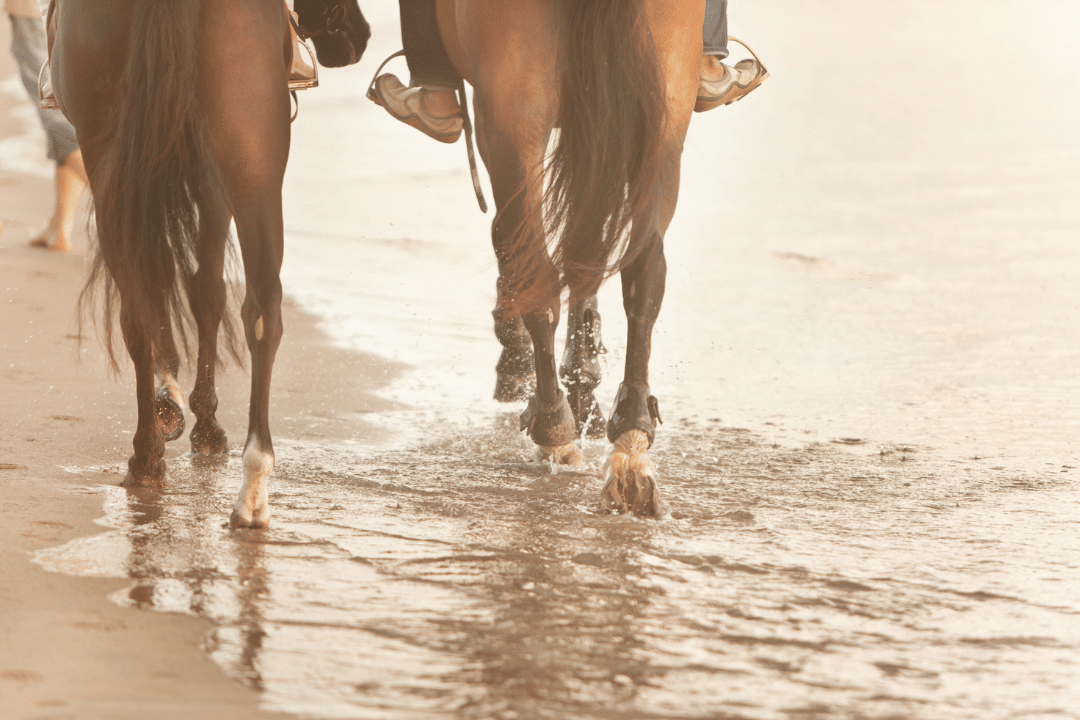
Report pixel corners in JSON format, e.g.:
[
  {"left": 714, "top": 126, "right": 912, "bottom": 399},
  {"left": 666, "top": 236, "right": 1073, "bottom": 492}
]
[
  {"left": 120, "top": 299, "right": 167, "bottom": 485},
  {"left": 492, "top": 304, "right": 534, "bottom": 402},
  {"left": 600, "top": 238, "right": 667, "bottom": 518},
  {"left": 230, "top": 204, "right": 284, "bottom": 529},
  {"left": 518, "top": 300, "right": 581, "bottom": 466},
  {"left": 489, "top": 205, "right": 580, "bottom": 464}
]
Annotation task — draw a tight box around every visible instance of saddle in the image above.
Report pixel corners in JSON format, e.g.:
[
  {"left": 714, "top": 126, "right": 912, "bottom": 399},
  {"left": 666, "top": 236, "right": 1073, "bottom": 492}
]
[{"left": 39, "top": 0, "right": 320, "bottom": 111}]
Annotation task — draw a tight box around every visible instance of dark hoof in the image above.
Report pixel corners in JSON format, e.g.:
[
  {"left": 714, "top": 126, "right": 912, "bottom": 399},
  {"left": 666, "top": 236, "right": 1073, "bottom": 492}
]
[
  {"left": 155, "top": 387, "right": 185, "bottom": 442},
  {"left": 495, "top": 369, "right": 534, "bottom": 403},
  {"left": 123, "top": 454, "right": 166, "bottom": 486},
  {"left": 190, "top": 421, "right": 229, "bottom": 456},
  {"left": 494, "top": 345, "right": 535, "bottom": 402},
  {"left": 520, "top": 391, "right": 578, "bottom": 447},
  {"left": 566, "top": 382, "right": 606, "bottom": 439},
  {"left": 493, "top": 314, "right": 534, "bottom": 402}
]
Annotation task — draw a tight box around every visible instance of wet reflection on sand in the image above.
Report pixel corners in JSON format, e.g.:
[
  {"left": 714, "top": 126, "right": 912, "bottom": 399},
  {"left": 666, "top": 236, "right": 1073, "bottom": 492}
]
[
  {"left": 26, "top": 0, "right": 1080, "bottom": 716},
  {"left": 35, "top": 416, "right": 1080, "bottom": 719}
]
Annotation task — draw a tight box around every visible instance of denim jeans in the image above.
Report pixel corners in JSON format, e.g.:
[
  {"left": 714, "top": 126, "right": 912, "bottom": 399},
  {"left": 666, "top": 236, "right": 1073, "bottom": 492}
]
[
  {"left": 703, "top": 0, "right": 729, "bottom": 58},
  {"left": 399, "top": 0, "right": 461, "bottom": 89},
  {"left": 8, "top": 13, "right": 79, "bottom": 164}
]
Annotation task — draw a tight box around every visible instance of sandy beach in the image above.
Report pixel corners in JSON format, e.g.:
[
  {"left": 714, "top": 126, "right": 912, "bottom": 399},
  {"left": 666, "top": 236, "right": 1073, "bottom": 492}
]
[
  {"left": 0, "top": 17, "right": 377, "bottom": 717},
  {"left": 3, "top": 2, "right": 1080, "bottom": 719}
]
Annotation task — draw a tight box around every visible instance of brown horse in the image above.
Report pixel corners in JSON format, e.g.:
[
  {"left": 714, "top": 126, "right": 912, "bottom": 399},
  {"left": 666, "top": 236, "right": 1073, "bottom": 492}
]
[
  {"left": 46, "top": 0, "right": 367, "bottom": 528},
  {"left": 435, "top": 0, "right": 704, "bottom": 516}
]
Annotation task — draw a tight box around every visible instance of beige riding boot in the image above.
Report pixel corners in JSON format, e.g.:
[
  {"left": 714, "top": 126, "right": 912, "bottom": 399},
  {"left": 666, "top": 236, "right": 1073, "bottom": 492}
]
[
  {"left": 367, "top": 73, "right": 463, "bottom": 144},
  {"left": 695, "top": 38, "right": 769, "bottom": 112}
]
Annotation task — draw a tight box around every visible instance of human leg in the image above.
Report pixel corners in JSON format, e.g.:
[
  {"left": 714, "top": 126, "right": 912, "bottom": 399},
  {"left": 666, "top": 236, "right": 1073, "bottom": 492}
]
[
  {"left": 29, "top": 149, "right": 87, "bottom": 251},
  {"left": 10, "top": 14, "right": 87, "bottom": 249},
  {"left": 367, "top": 0, "right": 464, "bottom": 143},
  {"left": 696, "top": 0, "right": 769, "bottom": 112}
]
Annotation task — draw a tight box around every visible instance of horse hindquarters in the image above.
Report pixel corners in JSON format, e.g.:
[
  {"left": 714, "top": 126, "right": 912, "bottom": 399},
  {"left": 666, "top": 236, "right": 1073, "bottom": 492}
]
[
  {"left": 197, "top": 0, "right": 292, "bottom": 528},
  {"left": 56, "top": 0, "right": 215, "bottom": 485}
]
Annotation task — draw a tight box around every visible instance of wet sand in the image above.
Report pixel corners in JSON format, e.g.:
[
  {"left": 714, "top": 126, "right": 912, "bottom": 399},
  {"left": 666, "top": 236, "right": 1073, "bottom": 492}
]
[
  {"left": 0, "top": 235, "right": 395, "bottom": 718},
  {"left": 3, "top": 2, "right": 1080, "bottom": 719},
  {"left": 0, "top": 18, "right": 378, "bottom": 717}
]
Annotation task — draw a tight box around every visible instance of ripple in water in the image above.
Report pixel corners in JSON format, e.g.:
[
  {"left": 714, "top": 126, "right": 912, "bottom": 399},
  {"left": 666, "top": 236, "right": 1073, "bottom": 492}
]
[{"left": 34, "top": 415, "right": 1080, "bottom": 720}]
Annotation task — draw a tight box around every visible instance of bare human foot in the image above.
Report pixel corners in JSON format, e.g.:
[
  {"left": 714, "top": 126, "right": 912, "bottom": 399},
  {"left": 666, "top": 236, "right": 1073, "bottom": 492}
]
[{"left": 29, "top": 149, "right": 87, "bottom": 252}]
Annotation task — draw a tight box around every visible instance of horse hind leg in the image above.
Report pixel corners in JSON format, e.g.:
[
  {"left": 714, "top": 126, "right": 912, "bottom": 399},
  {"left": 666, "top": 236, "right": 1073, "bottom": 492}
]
[
  {"left": 216, "top": 195, "right": 284, "bottom": 529},
  {"left": 231, "top": 211, "right": 283, "bottom": 529},
  {"left": 560, "top": 295, "right": 606, "bottom": 438},
  {"left": 199, "top": 0, "right": 291, "bottom": 528},
  {"left": 154, "top": 313, "right": 187, "bottom": 443},
  {"left": 188, "top": 198, "right": 231, "bottom": 456},
  {"left": 120, "top": 299, "right": 167, "bottom": 485}
]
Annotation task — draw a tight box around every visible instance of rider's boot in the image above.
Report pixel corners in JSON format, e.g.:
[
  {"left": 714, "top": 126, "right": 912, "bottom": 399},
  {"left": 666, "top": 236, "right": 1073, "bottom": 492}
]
[
  {"left": 367, "top": 73, "right": 463, "bottom": 144},
  {"left": 695, "top": 38, "right": 768, "bottom": 112}
]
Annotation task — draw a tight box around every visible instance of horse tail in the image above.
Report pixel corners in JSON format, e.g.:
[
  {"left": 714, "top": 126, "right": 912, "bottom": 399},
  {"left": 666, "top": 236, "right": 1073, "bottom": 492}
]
[
  {"left": 81, "top": 0, "right": 227, "bottom": 370},
  {"left": 530, "top": 0, "right": 666, "bottom": 311}
]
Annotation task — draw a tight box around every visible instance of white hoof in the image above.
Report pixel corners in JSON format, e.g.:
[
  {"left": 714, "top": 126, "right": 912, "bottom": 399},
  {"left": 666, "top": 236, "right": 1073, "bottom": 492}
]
[
  {"left": 231, "top": 437, "right": 274, "bottom": 529},
  {"left": 599, "top": 429, "right": 666, "bottom": 518}
]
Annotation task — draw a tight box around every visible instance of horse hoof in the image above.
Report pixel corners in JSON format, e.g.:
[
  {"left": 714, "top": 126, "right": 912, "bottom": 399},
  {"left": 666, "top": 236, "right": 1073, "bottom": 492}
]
[
  {"left": 494, "top": 373, "right": 533, "bottom": 402},
  {"left": 230, "top": 505, "right": 271, "bottom": 529},
  {"left": 155, "top": 387, "right": 185, "bottom": 442},
  {"left": 599, "top": 430, "right": 667, "bottom": 518},
  {"left": 190, "top": 421, "right": 229, "bottom": 456},
  {"left": 520, "top": 391, "right": 578, "bottom": 447},
  {"left": 538, "top": 442, "right": 583, "bottom": 466},
  {"left": 599, "top": 469, "right": 665, "bottom": 518},
  {"left": 124, "top": 455, "right": 165, "bottom": 487},
  {"left": 566, "top": 383, "right": 606, "bottom": 439},
  {"left": 494, "top": 328, "right": 534, "bottom": 402}
]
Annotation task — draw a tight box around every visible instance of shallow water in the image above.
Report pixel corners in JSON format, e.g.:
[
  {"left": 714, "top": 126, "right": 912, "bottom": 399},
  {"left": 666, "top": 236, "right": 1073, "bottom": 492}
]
[
  {"left": 28, "top": 1, "right": 1080, "bottom": 718},
  {"left": 38, "top": 427, "right": 1080, "bottom": 719}
]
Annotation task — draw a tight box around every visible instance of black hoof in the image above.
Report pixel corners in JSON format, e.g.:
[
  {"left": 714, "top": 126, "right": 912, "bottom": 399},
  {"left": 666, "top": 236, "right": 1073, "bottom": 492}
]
[
  {"left": 494, "top": 346, "right": 535, "bottom": 402},
  {"left": 520, "top": 391, "right": 578, "bottom": 447},
  {"left": 494, "top": 314, "right": 534, "bottom": 402},
  {"left": 155, "top": 387, "right": 185, "bottom": 442},
  {"left": 565, "top": 381, "right": 606, "bottom": 439}
]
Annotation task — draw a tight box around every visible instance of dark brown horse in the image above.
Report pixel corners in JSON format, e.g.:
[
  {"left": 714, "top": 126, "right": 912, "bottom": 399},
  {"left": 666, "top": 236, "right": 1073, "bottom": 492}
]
[
  {"left": 46, "top": 0, "right": 367, "bottom": 528},
  {"left": 435, "top": 0, "right": 703, "bottom": 516}
]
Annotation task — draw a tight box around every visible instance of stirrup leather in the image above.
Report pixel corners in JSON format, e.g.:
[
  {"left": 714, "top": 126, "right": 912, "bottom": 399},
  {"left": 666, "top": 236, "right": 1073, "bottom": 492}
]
[
  {"left": 38, "top": 60, "right": 58, "bottom": 110},
  {"left": 288, "top": 10, "right": 319, "bottom": 90}
]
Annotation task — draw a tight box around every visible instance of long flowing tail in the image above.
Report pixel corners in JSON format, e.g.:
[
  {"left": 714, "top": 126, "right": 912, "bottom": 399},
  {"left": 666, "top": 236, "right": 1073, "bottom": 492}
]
[
  {"left": 508, "top": 0, "right": 666, "bottom": 314},
  {"left": 81, "top": 0, "right": 230, "bottom": 369}
]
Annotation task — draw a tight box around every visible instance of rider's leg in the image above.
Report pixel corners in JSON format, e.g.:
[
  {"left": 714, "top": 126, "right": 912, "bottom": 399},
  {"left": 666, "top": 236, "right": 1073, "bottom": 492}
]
[
  {"left": 697, "top": 0, "right": 769, "bottom": 112},
  {"left": 368, "top": 0, "right": 464, "bottom": 143},
  {"left": 703, "top": 0, "right": 730, "bottom": 60}
]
